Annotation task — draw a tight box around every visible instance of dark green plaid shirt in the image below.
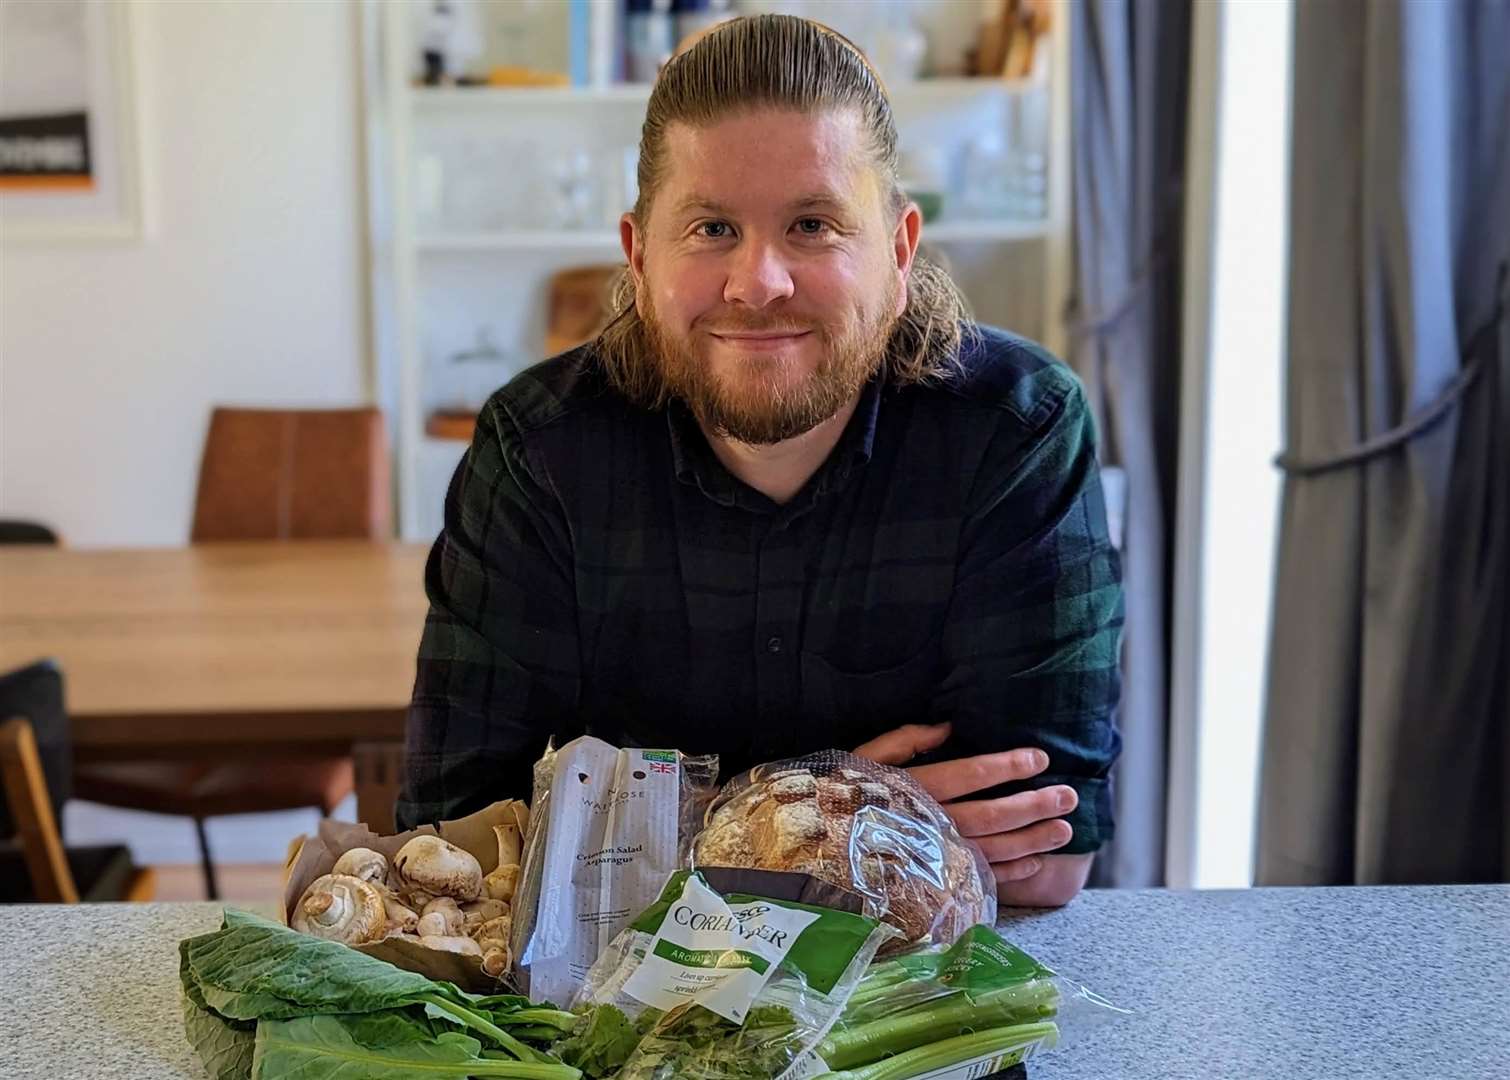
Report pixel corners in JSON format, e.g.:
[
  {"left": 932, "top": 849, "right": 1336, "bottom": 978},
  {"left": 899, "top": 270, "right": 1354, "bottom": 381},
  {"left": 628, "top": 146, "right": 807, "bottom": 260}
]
[{"left": 398, "top": 324, "right": 1123, "bottom": 853}]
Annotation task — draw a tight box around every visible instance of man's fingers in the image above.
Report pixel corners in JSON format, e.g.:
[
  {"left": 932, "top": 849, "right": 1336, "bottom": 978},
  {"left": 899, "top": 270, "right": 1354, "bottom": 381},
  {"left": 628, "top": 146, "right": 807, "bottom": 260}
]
[
  {"left": 993, "top": 856, "right": 1045, "bottom": 885},
  {"left": 973, "top": 819, "right": 1075, "bottom": 864},
  {"left": 946, "top": 785, "right": 1078, "bottom": 838},
  {"left": 908, "top": 748, "right": 1049, "bottom": 803},
  {"left": 852, "top": 723, "right": 951, "bottom": 767}
]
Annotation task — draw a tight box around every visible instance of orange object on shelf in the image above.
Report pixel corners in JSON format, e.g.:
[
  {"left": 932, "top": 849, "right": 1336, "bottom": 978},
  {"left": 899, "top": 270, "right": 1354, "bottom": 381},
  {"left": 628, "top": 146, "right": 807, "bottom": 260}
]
[
  {"left": 970, "top": 0, "right": 1052, "bottom": 79},
  {"left": 426, "top": 411, "right": 478, "bottom": 441},
  {"left": 486, "top": 65, "right": 570, "bottom": 87}
]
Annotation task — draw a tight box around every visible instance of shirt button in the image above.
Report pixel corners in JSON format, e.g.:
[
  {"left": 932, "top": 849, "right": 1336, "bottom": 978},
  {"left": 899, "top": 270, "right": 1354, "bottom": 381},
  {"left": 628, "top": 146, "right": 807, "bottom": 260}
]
[{"left": 765, "top": 636, "right": 784, "bottom": 654}]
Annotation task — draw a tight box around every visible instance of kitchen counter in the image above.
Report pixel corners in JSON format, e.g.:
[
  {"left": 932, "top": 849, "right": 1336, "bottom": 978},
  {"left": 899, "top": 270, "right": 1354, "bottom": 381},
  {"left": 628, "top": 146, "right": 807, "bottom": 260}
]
[{"left": 2, "top": 886, "right": 1505, "bottom": 1079}]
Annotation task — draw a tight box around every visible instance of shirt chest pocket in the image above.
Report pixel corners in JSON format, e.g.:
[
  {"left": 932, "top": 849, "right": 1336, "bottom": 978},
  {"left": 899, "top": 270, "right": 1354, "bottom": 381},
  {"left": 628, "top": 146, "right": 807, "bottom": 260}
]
[{"left": 799, "top": 635, "right": 942, "bottom": 751}]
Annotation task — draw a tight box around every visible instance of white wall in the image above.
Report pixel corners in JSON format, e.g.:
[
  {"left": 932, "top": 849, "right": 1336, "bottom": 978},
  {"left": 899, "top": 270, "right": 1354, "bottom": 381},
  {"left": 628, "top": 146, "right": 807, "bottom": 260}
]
[{"left": 0, "top": 0, "right": 370, "bottom": 547}]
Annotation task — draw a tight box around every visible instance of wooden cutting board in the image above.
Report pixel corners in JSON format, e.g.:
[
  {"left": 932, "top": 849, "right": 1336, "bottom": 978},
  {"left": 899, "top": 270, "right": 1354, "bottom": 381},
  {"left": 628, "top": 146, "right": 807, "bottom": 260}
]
[{"left": 545, "top": 264, "right": 621, "bottom": 358}]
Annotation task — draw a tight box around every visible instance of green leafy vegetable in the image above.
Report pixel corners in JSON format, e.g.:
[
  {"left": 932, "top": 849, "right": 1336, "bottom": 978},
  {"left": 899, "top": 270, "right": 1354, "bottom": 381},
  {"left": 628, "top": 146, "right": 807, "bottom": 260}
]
[
  {"left": 252, "top": 1014, "right": 579, "bottom": 1078},
  {"left": 611, "top": 1002, "right": 805, "bottom": 1080},
  {"left": 179, "top": 909, "right": 580, "bottom": 1080},
  {"left": 182, "top": 910, "right": 459, "bottom": 1021},
  {"left": 551, "top": 1005, "right": 642, "bottom": 1078},
  {"left": 182, "top": 994, "right": 255, "bottom": 1080},
  {"left": 180, "top": 927, "right": 255, "bottom": 1080}
]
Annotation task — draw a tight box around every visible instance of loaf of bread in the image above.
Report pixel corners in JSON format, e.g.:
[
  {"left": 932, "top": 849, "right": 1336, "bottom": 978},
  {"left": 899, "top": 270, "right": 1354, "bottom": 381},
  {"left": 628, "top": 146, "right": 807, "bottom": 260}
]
[{"left": 693, "top": 750, "right": 994, "bottom": 951}]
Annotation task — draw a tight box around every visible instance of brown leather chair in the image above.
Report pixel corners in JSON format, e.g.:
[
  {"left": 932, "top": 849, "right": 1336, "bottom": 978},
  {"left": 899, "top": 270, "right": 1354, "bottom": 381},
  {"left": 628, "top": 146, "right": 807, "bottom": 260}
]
[
  {"left": 71, "top": 407, "right": 391, "bottom": 898},
  {"left": 190, "top": 407, "right": 391, "bottom": 541}
]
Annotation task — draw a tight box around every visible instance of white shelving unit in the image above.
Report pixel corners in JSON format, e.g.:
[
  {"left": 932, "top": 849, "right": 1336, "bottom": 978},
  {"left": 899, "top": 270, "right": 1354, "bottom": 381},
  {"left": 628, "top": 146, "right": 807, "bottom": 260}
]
[
  {"left": 416, "top": 217, "right": 1049, "bottom": 253},
  {"left": 368, "top": 5, "right": 1074, "bottom": 542}
]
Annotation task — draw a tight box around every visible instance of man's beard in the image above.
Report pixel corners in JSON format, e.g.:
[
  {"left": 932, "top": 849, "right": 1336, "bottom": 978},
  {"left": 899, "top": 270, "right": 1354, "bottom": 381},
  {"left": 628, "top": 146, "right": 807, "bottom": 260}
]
[{"left": 640, "top": 285, "right": 898, "bottom": 445}]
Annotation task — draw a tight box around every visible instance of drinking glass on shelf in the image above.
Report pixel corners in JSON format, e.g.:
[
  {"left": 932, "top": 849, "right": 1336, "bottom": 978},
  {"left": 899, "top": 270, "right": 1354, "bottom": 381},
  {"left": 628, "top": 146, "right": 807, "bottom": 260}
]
[
  {"left": 443, "top": 138, "right": 490, "bottom": 229},
  {"left": 594, "top": 145, "right": 639, "bottom": 229},
  {"left": 615, "top": 145, "right": 640, "bottom": 223},
  {"left": 550, "top": 147, "right": 598, "bottom": 231},
  {"left": 957, "top": 134, "right": 1015, "bottom": 220},
  {"left": 1007, "top": 87, "right": 1050, "bottom": 221},
  {"left": 1009, "top": 150, "right": 1048, "bottom": 221},
  {"left": 444, "top": 138, "right": 520, "bottom": 230}
]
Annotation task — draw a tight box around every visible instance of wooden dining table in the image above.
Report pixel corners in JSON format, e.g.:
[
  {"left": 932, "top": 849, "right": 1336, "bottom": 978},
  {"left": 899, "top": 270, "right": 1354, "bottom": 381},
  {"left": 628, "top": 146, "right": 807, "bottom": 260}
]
[{"left": 0, "top": 539, "right": 432, "bottom": 832}]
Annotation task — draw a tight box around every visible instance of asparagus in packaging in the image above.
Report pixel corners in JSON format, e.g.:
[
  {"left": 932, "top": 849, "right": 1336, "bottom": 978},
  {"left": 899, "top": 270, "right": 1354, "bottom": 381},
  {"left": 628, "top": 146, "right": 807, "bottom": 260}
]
[{"left": 511, "top": 736, "right": 719, "bottom": 1005}]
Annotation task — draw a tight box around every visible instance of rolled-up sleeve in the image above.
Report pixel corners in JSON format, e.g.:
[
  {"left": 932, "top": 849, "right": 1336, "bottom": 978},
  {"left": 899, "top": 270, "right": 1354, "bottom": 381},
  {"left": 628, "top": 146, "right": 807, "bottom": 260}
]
[
  {"left": 396, "top": 397, "right": 580, "bottom": 830},
  {"left": 932, "top": 371, "right": 1124, "bottom": 853}
]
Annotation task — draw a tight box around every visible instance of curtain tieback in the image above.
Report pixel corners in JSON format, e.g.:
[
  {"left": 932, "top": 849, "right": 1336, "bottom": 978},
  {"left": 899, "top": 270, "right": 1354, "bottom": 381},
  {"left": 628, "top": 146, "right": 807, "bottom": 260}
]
[
  {"left": 1065, "top": 188, "right": 1184, "bottom": 344},
  {"left": 1065, "top": 244, "right": 1174, "bottom": 344},
  {"left": 1275, "top": 263, "right": 1509, "bottom": 477}
]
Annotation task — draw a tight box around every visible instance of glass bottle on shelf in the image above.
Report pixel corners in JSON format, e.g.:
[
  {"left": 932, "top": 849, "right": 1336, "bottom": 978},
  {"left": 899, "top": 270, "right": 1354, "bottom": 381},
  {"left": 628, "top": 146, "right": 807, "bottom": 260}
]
[
  {"left": 958, "top": 133, "right": 1014, "bottom": 220},
  {"left": 626, "top": 0, "right": 676, "bottom": 82},
  {"left": 871, "top": 0, "right": 928, "bottom": 85},
  {"left": 1008, "top": 84, "right": 1050, "bottom": 221}
]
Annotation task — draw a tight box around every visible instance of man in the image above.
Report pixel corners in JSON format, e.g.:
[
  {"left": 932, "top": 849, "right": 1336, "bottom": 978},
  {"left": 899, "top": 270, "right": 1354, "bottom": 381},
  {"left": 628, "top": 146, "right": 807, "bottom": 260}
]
[{"left": 398, "top": 15, "right": 1123, "bottom": 908}]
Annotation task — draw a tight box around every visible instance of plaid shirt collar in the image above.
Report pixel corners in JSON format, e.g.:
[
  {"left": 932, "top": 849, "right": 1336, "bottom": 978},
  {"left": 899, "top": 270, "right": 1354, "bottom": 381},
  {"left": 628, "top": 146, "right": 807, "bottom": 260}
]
[{"left": 666, "top": 372, "right": 885, "bottom": 518}]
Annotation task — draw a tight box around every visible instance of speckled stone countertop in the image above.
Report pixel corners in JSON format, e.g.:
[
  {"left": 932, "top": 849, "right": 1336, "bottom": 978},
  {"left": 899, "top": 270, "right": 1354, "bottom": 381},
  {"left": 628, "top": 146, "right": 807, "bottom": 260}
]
[{"left": 1, "top": 887, "right": 1505, "bottom": 1079}]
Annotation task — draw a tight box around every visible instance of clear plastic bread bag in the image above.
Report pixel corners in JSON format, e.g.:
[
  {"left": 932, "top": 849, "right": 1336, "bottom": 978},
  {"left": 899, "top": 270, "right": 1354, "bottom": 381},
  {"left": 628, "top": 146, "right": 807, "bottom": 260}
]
[
  {"left": 509, "top": 735, "right": 719, "bottom": 1005},
  {"left": 692, "top": 749, "right": 995, "bottom": 953}
]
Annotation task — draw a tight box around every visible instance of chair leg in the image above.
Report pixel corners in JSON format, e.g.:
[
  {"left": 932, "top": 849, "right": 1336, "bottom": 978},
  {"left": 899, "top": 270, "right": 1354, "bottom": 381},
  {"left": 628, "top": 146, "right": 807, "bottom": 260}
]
[{"left": 193, "top": 817, "right": 219, "bottom": 900}]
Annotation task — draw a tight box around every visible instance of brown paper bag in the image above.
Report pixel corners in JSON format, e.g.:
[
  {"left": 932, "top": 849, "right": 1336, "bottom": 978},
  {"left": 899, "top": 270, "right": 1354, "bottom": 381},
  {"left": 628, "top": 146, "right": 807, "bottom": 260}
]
[{"left": 282, "top": 800, "right": 521, "bottom": 992}]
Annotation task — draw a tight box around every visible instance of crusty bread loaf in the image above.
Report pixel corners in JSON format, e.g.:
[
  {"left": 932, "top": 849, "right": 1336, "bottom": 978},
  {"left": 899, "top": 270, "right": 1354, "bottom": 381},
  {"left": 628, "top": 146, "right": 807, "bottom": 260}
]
[{"left": 694, "top": 751, "right": 994, "bottom": 950}]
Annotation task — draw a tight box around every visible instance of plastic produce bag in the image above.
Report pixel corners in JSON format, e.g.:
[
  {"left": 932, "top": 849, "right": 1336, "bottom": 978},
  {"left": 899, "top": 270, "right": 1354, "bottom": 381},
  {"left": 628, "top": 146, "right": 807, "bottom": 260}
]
[
  {"left": 693, "top": 750, "right": 994, "bottom": 952},
  {"left": 511, "top": 735, "right": 719, "bottom": 1005},
  {"left": 572, "top": 869, "right": 897, "bottom": 1080},
  {"left": 803, "top": 924, "right": 1130, "bottom": 1079}
]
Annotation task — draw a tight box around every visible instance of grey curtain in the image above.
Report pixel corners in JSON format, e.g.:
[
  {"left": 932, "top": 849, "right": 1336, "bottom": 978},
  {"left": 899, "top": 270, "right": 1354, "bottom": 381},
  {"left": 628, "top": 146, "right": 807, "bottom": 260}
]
[
  {"left": 1069, "top": 0, "right": 1192, "bottom": 888},
  {"left": 1257, "top": 0, "right": 1510, "bottom": 886}
]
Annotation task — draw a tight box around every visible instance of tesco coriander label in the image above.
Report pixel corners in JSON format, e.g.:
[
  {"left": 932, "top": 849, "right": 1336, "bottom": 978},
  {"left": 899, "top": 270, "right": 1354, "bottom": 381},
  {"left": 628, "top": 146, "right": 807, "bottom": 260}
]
[{"left": 622, "top": 873, "right": 820, "bottom": 1022}]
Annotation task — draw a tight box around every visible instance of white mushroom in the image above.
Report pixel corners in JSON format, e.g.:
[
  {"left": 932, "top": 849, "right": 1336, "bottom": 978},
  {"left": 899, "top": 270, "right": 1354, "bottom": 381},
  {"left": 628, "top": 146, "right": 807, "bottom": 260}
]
[
  {"left": 404, "top": 888, "right": 436, "bottom": 911},
  {"left": 482, "top": 862, "right": 521, "bottom": 902},
  {"left": 461, "top": 898, "right": 509, "bottom": 934},
  {"left": 416, "top": 912, "right": 449, "bottom": 938},
  {"left": 292, "top": 874, "right": 387, "bottom": 945},
  {"left": 474, "top": 914, "right": 511, "bottom": 951},
  {"left": 393, "top": 836, "right": 483, "bottom": 902},
  {"left": 493, "top": 820, "right": 523, "bottom": 868},
  {"left": 420, "top": 896, "right": 464, "bottom": 936},
  {"left": 331, "top": 847, "right": 389, "bottom": 884},
  {"left": 482, "top": 945, "right": 511, "bottom": 978},
  {"left": 381, "top": 895, "right": 420, "bottom": 935},
  {"left": 420, "top": 934, "right": 483, "bottom": 957},
  {"left": 481, "top": 823, "right": 523, "bottom": 901}
]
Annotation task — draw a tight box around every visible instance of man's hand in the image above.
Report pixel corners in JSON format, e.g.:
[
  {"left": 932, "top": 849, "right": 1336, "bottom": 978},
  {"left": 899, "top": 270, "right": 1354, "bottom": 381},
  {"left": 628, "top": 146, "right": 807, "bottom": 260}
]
[{"left": 852, "top": 722, "right": 1090, "bottom": 907}]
